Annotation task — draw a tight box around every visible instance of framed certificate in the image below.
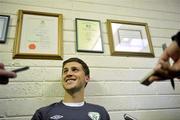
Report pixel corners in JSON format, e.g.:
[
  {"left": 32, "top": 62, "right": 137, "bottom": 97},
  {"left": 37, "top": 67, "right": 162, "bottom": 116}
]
[
  {"left": 13, "top": 10, "right": 63, "bottom": 60},
  {"left": 106, "top": 19, "right": 154, "bottom": 57},
  {"left": 75, "top": 18, "right": 104, "bottom": 53},
  {"left": 0, "top": 15, "right": 10, "bottom": 43}
]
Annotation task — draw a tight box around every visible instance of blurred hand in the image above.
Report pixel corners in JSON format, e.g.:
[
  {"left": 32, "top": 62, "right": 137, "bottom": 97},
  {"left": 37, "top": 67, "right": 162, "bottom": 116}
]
[
  {"left": 149, "top": 41, "right": 180, "bottom": 82},
  {"left": 0, "top": 63, "right": 16, "bottom": 84}
]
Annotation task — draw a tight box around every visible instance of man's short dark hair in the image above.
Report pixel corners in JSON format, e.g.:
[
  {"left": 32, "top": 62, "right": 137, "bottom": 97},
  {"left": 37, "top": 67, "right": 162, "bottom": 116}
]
[{"left": 63, "top": 57, "right": 90, "bottom": 76}]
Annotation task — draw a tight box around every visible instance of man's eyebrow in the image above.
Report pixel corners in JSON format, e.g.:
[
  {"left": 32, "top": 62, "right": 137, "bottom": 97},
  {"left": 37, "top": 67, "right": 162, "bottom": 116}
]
[
  {"left": 63, "top": 65, "right": 82, "bottom": 68},
  {"left": 71, "top": 66, "right": 78, "bottom": 68},
  {"left": 63, "top": 66, "right": 78, "bottom": 69},
  {"left": 62, "top": 67, "right": 68, "bottom": 70}
]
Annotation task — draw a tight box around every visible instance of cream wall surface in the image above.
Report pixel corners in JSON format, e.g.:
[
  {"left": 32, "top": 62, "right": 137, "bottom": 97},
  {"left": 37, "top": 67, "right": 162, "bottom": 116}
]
[{"left": 0, "top": 0, "right": 180, "bottom": 120}]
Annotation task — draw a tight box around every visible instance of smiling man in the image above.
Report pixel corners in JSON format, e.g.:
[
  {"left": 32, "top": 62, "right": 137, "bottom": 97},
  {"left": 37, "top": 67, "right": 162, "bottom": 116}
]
[{"left": 31, "top": 57, "right": 110, "bottom": 120}]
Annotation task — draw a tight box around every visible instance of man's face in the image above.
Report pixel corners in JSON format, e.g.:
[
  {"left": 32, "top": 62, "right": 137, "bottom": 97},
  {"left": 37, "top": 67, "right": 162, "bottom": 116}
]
[{"left": 62, "top": 62, "right": 89, "bottom": 92}]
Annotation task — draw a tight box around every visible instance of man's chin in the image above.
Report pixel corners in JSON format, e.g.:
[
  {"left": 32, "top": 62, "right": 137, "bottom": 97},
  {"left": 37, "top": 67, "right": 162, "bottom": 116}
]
[
  {"left": 64, "top": 85, "right": 82, "bottom": 93},
  {"left": 63, "top": 85, "right": 76, "bottom": 91}
]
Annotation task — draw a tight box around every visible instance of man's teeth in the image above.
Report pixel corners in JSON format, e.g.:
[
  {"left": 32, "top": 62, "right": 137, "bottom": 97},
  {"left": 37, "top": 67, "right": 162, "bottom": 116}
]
[{"left": 66, "top": 79, "right": 75, "bottom": 82}]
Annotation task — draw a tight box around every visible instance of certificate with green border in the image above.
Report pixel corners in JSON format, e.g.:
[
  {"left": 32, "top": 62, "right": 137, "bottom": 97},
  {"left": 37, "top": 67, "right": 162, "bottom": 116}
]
[{"left": 75, "top": 18, "right": 104, "bottom": 53}]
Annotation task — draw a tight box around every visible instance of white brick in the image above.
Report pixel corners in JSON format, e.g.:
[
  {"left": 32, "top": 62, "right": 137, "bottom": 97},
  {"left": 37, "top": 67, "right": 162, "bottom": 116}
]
[
  {"left": 86, "top": 95, "right": 180, "bottom": 110},
  {"left": 0, "top": 83, "right": 42, "bottom": 98},
  {"left": 86, "top": 82, "right": 180, "bottom": 96},
  {"left": 43, "top": 82, "right": 64, "bottom": 97}
]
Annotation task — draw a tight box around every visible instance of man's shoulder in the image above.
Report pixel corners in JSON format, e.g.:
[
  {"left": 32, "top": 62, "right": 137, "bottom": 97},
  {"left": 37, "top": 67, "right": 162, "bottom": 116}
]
[
  {"left": 85, "top": 102, "right": 110, "bottom": 119},
  {"left": 85, "top": 102, "right": 106, "bottom": 110},
  {"left": 37, "top": 102, "right": 62, "bottom": 112},
  {"left": 31, "top": 102, "right": 65, "bottom": 120}
]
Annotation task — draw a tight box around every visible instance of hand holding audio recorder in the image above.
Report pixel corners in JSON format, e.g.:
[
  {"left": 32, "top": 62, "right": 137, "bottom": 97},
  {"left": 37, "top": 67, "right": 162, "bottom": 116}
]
[{"left": 0, "top": 66, "right": 29, "bottom": 84}]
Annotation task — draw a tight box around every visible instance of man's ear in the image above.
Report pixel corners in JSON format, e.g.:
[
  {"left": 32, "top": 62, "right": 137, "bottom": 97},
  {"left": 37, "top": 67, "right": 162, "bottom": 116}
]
[{"left": 85, "top": 75, "right": 90, "bottom": 82}]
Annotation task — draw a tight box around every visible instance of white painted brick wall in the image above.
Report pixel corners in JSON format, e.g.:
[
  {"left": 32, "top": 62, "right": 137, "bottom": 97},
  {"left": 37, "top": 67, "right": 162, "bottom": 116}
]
[{"left": 0, "top": 0, "right": 180, "bottom": 120}]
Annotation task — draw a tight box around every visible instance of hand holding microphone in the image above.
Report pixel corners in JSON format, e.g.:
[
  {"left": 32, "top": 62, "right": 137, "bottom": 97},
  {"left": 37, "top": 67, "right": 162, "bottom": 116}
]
[{"left": 0, "top": 63, "right": 29, "bottom": 84}]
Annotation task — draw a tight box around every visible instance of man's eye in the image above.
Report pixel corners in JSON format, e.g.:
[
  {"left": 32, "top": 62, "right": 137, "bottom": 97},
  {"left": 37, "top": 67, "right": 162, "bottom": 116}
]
[
  {"left": 63, "top": 70, "right": 68, "bottom": 73},
  {"left": 72, "top": 68, "right": 78, "bottom": 72}
]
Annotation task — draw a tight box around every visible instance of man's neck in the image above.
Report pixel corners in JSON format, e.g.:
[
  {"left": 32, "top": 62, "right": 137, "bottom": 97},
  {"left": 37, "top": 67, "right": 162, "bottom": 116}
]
[{"left": 63, "top": 90, "right": 84, "bottom": 103}]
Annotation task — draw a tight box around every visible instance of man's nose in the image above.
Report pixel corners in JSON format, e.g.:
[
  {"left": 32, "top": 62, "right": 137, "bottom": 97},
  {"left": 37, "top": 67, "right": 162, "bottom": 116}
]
[{"left": 66, "top": 70, "right": 73, "bottom": 76}]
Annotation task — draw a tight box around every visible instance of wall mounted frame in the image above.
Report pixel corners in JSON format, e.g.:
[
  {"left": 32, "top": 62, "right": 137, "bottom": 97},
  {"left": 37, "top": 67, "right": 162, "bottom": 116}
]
[
  {"left": 107, "top": 19, "right": 154, "bottom": 57},
  {"left": 13, "top": 10, "right": 63, "bottom": 60},
  {"left": 75, "top": 18, "right": 104, "bottom": 53},
  {"left": 0, "top": 15, "right": 10, "bottom": 43}
]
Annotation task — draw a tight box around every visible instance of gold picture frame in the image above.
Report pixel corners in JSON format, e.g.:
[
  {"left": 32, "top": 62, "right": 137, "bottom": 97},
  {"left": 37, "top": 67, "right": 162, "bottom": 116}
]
[
  {"left": 13, "top": 10, "right": 63, "bottom": 60},
  {"left": 106, "top": 19, "right": 154, "bottom": 57}
]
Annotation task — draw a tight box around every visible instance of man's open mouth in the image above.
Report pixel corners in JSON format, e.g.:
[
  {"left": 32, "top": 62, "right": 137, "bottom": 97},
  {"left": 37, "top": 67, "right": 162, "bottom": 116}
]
[{"left": 65, "top": 79, "right": 76, "bottom": 82}]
